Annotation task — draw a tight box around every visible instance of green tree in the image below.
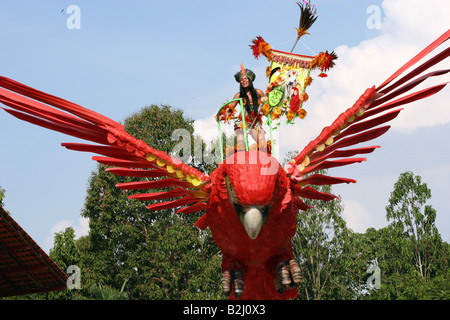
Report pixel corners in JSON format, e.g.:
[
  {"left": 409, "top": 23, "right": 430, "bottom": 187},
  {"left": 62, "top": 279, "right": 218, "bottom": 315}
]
[
  {"left": 341, "top": 227, "right": 387, "bottom": 299},
  {"left": 0, "top": 185, "right": 5, "bottom": 207},
  {"left": 50, "top": 227, "right": 81, "bottom": 272},
  {"left": 351, "top": 226, "right": 411, "bottom": 300},
  {"left": 362, "top": 171, "right": 449, "bottom": 300},
  {"left": 88, "top": 281, "right": 129, "bottom": 300},
  {"left": 386, "top": 171, "right": 442, "bottom": 282},
  {"left": 282, "top": 153, "right": 356, "bottom": 299},
  {"left": 20, "top": 227, "right": 85, "bottom": 300},
  {"left": 291, "top": 172, "right": 353, "bottom": 300}
]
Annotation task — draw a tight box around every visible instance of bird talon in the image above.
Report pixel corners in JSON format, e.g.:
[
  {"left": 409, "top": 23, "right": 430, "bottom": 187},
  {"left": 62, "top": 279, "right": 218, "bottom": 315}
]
[
  {"left": 222, "top": 269, "right": 244, "bottom": 299},
  {"left": 221, "top": 270, "right": 232, "bottom": 295},
  {"left": 274, "top": 259, "right": 302, "bottom": 294}
]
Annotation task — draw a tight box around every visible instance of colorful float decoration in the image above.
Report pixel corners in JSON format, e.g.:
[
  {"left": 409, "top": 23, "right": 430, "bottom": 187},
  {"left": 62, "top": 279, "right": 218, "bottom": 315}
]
[
  {"left": 1, "top": 0, "right": 449, "bottom": 301},
  {"left": 218, "top": 0, "right": 337, "bottom": 132}
]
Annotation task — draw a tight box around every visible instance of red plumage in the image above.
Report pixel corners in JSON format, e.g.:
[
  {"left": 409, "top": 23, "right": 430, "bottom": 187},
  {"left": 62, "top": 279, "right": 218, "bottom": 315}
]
[{"left": 195, "top": 151, "right": 298, "bottom": 299}]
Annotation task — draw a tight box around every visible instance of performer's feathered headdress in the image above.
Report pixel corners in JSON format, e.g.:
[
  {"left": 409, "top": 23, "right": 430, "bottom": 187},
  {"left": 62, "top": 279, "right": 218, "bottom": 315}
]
[{"left": 234, "top": 64, "right": 256, "bottom": 82}]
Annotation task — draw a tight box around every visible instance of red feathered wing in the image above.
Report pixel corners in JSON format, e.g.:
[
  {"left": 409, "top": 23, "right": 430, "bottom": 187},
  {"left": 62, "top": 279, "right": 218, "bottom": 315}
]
[
  {"left": 285, "top": 29, "right": 450, "bottom": 205},
  {"left": 0, "top": 76, "right": 211, "bottom": 214}
]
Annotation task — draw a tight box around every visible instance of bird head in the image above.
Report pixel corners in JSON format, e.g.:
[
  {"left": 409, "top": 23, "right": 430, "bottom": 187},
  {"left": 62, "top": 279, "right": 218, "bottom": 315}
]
[{"left": 210, "top": 150, "right": 292, "bottom": 240}]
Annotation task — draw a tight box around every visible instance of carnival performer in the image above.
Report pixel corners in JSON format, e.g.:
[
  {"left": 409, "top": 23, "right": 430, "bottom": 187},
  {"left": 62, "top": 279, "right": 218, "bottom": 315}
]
[{"left": 229, "top": 65, "right": 268, "bottom": 151}]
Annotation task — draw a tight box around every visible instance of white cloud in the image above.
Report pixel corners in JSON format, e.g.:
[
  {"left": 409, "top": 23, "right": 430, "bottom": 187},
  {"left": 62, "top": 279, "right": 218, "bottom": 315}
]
[
  {"left": 342, "top": 200, "right": 376, "bottom": 233},
  {"left": 381, "top": 0, "right": 450, "bottom": 42},
  {"left": 277, "top": 0, "right": 450, "bottom": 157},
  {"left": 194, "top": 115, "right": 231, "bottom": 143},
  {"left": 43, "top": 217, "right": 90, "bottom": 253}
]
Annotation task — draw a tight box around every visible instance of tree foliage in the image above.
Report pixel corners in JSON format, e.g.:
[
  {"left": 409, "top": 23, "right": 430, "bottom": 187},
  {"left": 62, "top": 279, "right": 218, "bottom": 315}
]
[
  {"left": 287, "top": 164, "right": 448, "bottom": 300},
  {"left": 292, "top": 177, "right": 353, "bottom": 300},
  {"left": 362, "top": 171, "right": 449, "bottom": 299},
  {"left": 0, "top": 185, "right": 5, "bottom": 207},
  {"left": 50, "top": 227, "right": 81, "bottom": 272},
  {"left": 385, "top": 171, "right": 442, "bottom": 282}
]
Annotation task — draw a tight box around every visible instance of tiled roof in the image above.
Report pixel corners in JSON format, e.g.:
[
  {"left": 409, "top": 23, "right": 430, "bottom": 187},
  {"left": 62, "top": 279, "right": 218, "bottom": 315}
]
[{"left": 0, "top": 206, "right": 67, "bottom": 298}]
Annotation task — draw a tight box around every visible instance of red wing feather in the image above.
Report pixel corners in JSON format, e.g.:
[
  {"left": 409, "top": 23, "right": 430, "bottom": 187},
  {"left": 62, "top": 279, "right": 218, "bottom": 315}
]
[
  {"left": 92, "top": 156, "right": 156, "bottom": 169},
  {"left": 116, "top": 178, "right": 196, "bottom": 190},
  {"left": 62, "top": 143, "right": 146, "bottom": 162},
  {"left": 0, "top": 76, "right": 211, "bottom": 214},
  {"left": 309, "top": 146, "right": 380, "bottom": 164},
  {"left": 106, "top": 168, "right": 171, "bottom": 178},
  {"left": 1, "top": 107, "right": 110, "bottom": 145},
  {"left": 286, "top": 29, "right": 449, "bottom": 207},
  {"left": 334, "top": 109, "right": 402, "bottom": 141},
  {"left": 292, "top": 185, "right": 338, "bottom": 201},
  {"left": 177, "top": 202, "right": 208, "bottom": 214},
  {"left": 129, "top": 188, "right": 207, "bottom": 201},
  {"left": 146, "top": 196, "right": 208, "bottom": 211},
  {"left": 377, "top": 29, "right": 450, "bottom": 92},
  {"left": 296, "top": 174, "right": 356, "bottom": 187},
  {"left": 299, "top": 157, "right": 367, "bottom": 176},
  {"left": 0, "top": 76, "right": 123, "bottom": 129}
]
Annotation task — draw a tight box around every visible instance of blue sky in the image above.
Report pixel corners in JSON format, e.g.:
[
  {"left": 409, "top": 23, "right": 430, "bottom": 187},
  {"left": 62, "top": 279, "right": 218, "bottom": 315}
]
[{"left": 0, "top": 0, "right": 449, "bottom": 253}]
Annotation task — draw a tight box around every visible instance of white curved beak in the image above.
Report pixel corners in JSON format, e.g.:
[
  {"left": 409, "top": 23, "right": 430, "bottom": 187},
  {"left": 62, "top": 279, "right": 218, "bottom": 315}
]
[{"left": 240, "top": 207, "right": 266, "bottom": 240}]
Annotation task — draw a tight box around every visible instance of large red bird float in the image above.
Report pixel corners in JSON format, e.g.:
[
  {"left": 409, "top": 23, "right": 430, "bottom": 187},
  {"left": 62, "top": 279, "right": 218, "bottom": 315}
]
[{"left": 0, "top": 9, "right": 448, "bottom": 300}]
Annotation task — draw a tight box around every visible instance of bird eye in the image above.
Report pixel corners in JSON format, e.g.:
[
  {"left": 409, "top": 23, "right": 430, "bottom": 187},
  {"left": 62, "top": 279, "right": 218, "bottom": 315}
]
[{"left": 225, "top": 176, "right": 238, "bottom": 204}]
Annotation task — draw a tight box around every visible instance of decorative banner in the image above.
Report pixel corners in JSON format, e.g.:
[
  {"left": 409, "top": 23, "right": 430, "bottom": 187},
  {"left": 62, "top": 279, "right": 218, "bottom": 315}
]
[
  {"left": 219, "top": 39, "right": 337, "bottom": 128},
  {"left": 271, "top": 50, "right": 313, "bottom": 69},
  {"left": 263, "top": 50, "right": 314, "bottom": 124},
  {"left": 220, "top": 0, "right": 338, "bottom": 130}
]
